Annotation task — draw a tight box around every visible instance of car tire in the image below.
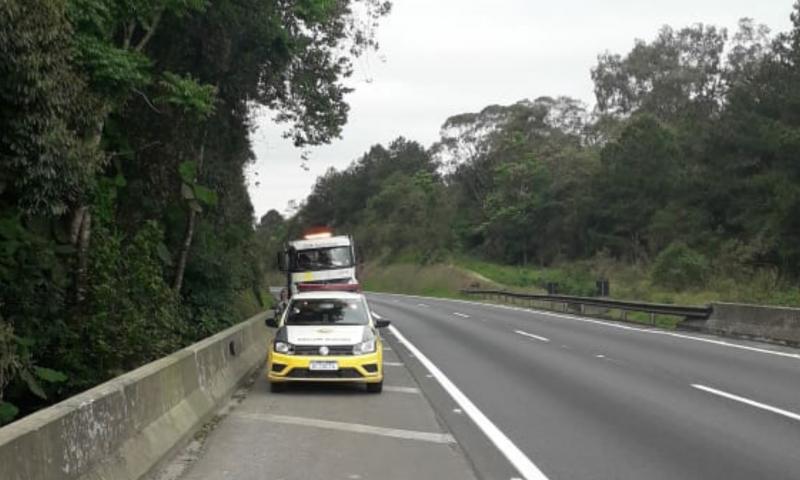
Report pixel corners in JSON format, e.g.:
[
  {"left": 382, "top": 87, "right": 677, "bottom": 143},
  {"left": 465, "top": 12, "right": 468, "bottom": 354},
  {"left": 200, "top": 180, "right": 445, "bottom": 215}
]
[
  {"left": 270, "top": 382, "right": 286, "bottom": 393},
  {"left": 366, "top": 381, "right": 383, "bottom": 394}
]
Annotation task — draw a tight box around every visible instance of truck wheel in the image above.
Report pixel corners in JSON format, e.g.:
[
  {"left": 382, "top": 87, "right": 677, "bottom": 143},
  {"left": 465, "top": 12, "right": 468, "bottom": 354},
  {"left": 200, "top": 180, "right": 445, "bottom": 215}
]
[{"left": 366, "top": 381, "right": 383, "bottom": 394}]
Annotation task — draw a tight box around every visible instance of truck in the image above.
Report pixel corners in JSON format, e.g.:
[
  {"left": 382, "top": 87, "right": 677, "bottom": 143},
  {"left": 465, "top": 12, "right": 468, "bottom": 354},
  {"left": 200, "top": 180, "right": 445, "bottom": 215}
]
[{"left": 277, "top": 227, "right": 360, "bottom": 302}]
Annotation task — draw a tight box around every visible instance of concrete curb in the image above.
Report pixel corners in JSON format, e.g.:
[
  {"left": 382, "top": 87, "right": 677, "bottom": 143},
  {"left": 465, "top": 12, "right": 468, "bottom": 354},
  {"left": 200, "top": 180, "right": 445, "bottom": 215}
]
[
  {"left": 0, "top": 312, "right": 269, "bottom": 480},
  {"left": 679, "top": 302, "right": 800, "bottom": 347}
]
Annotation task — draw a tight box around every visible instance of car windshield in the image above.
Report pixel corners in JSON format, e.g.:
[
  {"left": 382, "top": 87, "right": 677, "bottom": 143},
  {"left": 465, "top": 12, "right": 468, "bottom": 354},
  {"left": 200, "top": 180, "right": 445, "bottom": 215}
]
[
  {"left": 285, "top": 298, "right": 368, "bottom": 325},
  {"left": 291, "top": 246, "right": 353, "bottom": 272}
]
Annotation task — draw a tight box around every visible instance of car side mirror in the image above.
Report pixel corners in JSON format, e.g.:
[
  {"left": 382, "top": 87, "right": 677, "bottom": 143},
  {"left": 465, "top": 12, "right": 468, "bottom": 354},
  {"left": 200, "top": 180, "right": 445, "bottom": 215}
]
[
  {"left": 265, "top": 315, "right": 279, "bottom": 328},
  {"left": 375, "top": 319, "right": 390, "bottom": 328}
]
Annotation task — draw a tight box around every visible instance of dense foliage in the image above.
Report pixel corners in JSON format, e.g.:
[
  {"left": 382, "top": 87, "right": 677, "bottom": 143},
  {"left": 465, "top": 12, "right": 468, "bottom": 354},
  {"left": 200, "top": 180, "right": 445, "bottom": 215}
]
[
  {"left": 291, "top": 7, "right": 800, "bottom": 298},
  {"left": 0, "top": 0, "right": 390, "bottom": 424}
]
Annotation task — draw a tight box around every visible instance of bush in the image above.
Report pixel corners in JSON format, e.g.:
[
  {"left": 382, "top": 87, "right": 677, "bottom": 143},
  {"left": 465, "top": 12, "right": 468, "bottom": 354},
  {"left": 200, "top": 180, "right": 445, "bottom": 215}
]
[{"left": 651, "top": 243, "right": 709, "bottom": 290}]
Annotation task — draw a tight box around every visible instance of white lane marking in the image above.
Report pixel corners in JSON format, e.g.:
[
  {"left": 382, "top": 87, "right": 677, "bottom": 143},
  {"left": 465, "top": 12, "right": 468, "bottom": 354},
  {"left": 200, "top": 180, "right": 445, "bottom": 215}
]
[
  {"left": 233, "top": 412, "right": 456, "bottom": 444},
  {"left": 692, "top": 384, "right": 800, "bottom": 422},
  {"left": 417, "top": 303, "right": 429, "bottom": 308},
  {"left": 514, "top": 330, "right": 550, "bottom": 343},
  {"left": 384, "top": 361, "right": 404, "bottom": 366},
  {"left": 595, "top": 354, "right": 605, "bottom": 359},
  {"left": 371, "top": 293, "right": 800, "bottom": 361},
  {"left": 383, "top": 385, "right": 421, "bottom": 394},
  {"left": 453, "top": 312, "right": 470, "bottom": 318},
  {"left": 389, "top": 325, "right": 550, "bottom": 480}
]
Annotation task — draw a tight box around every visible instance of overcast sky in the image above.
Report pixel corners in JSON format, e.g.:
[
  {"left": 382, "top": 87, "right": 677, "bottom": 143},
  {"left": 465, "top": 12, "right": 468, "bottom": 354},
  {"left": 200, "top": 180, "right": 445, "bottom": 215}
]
[{"left": 246, "top": 0, "right": 793, "bottom": 219}]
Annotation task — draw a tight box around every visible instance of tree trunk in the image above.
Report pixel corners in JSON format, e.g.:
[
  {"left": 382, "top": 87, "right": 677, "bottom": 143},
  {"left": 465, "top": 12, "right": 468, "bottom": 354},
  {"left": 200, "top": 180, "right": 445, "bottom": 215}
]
[
  {"left": 73, "top": 209, "right": 92, "bottom": 304},
  {"left": 70, "top": 114, "right": 107, "bottom": 306},
  {"left": 172, "top": 208, "right": 196, "bottom": 293},
  {"left": 172, "top": 138, "right": 206, "bottom": 293}
]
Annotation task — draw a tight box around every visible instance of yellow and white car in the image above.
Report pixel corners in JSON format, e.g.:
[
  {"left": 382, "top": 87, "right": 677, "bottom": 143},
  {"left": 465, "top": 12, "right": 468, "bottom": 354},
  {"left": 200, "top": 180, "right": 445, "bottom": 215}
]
[{"left": 265, "top": 291, "right": 390, "bottom": 393}]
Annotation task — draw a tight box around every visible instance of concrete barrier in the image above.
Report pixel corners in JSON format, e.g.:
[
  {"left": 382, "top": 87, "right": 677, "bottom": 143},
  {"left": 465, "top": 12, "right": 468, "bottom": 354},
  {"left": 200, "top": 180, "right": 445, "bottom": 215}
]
[
  {"left": 680, "top": 302, "right": 800, "bottom": 346},
  {"left": 0, "top": 312, "right": 269, "bottom": 480}
]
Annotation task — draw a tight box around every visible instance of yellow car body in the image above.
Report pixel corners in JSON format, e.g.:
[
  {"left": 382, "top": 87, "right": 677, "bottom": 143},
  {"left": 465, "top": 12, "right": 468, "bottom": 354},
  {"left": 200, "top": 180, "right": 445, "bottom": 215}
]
[
  {"left": 267, "top": 343, "right": 384, "bottom": 384},
  {"left": 265, "top": 291, "right": 388, "bottom": 392}
]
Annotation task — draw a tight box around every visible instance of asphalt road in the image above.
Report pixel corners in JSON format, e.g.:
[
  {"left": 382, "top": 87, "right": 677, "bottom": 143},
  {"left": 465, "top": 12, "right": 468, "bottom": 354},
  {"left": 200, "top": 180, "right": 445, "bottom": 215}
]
[
  {"left": 149, "top": 328, "right": 479, "bottom": 480},
  {"left": 367, "top": 293, "right": 800, "bottom": 480}
]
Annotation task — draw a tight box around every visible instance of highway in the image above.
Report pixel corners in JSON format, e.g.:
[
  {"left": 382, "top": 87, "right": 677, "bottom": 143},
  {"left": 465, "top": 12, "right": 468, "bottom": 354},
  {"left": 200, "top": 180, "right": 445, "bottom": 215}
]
[{"left": 367, "top": 293, "right": 800, "bottom": 480}]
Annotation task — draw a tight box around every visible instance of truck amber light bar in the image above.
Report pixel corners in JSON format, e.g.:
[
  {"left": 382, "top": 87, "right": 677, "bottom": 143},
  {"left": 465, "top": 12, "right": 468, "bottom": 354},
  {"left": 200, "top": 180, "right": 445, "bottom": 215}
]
[
  {"left": 303, "top": 226, "right": 333, "bottom": 239},
  {"left": 297, "top": 283, "right": 362, "bottom": 293}
]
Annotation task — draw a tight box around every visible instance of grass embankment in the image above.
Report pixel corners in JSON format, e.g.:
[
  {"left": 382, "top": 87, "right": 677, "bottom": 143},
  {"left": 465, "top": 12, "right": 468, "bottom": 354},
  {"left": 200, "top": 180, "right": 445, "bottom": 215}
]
[
  {"left": 459, "top": 258, "right": 800, "bottom": 307},
  {"left": 361, "top": 262, "right": 501, "bottom": 298},
  {"left": 359, "top": 257, "right": 800, "bottom": 329}
]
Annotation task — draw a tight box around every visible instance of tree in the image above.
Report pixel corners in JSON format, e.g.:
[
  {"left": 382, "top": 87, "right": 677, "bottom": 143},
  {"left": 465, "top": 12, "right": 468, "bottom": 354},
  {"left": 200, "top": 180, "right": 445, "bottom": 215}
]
[
  {"left": 0, "top": 0, "right": 95, "bottom": 216},
  {"left": 592, "top": 24, "right": 727, "bottom": 121},
  {"left": 591, "top": 115, "right": 681, "bottom": 262}
]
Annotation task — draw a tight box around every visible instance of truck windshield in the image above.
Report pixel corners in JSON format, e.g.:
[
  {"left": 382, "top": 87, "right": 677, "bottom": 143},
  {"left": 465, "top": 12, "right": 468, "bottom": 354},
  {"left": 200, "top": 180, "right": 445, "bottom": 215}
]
[
  {"left": 291, "top": 246, "right": 353, "bottom": 272},
  {"left": 286, "top": 299, "right": 368, "bottom": 325}
]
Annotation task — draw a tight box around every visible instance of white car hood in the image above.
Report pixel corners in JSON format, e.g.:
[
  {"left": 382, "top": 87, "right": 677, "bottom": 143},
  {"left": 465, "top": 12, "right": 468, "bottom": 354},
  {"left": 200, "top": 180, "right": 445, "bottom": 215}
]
[{"left": 286, "top": 325, "right": 366, "bottom": 345}]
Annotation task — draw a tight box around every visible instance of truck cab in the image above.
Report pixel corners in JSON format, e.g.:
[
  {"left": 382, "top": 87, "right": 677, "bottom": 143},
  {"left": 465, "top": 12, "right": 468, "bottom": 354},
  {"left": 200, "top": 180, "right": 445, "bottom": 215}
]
[{"left": 278, "top": 228, "right": 359, "bottom": 298}]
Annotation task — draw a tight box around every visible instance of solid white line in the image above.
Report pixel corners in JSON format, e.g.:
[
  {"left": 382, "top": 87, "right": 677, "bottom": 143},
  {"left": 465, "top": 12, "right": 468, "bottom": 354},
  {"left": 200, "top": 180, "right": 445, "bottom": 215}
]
[
  {"left": 233, "top": 412, "right": 455, "bottom": 444},
  {"left": 389, "top": 325, "right": 550, "bottom": 480},
  {"left": 453, "top": 312, "right": 470, "bottom": 318},
  {"left": 514, "top": 330, "right": 550, "bottom": 343},
  {"left": 383, "top": 361, "right": 404, "bottom": 366},
  {"left": 383, "top": 385, "right": 421, "bottom": 394},
  {"left": 692, "top": 384, "right": 800, "bottom": 422},
  {"left": 371, "top": 292, "right": 800, "bottom": 361}
]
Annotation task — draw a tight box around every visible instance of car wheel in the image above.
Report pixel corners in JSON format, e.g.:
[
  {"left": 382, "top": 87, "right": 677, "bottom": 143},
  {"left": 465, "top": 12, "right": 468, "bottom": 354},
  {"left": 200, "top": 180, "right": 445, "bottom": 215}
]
[{"left": 366, "top": 381, "right": 383, "bottom": 393}]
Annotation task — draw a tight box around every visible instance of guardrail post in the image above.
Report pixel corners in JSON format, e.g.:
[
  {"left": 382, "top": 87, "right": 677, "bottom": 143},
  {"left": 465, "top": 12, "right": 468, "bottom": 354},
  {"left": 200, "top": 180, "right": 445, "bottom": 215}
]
[
  {"left": 621, "top": 310, "right": 627, "bottom": 321},
  {"left": 649, "top": 312, "right": 656, "bottom": 325}
]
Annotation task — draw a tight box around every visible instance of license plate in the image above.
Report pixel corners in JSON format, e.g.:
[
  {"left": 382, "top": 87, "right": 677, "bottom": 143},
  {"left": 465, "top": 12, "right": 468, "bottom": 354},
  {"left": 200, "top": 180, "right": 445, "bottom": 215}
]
[{"left": 309, "top": 361, "right": 338, "bottom": 371}]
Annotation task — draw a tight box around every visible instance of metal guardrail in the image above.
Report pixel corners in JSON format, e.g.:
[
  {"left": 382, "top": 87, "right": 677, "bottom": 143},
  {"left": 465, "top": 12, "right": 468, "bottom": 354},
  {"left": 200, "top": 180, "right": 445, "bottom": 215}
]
[{"left": 460, "top": 289, "right": 712, "bottom": 321}]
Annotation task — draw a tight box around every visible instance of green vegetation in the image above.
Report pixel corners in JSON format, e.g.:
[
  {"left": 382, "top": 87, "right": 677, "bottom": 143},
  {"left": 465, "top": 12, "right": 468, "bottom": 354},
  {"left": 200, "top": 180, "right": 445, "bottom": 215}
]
[
  {"left": 280, "top": 7, "right": 800, "bottom": 317},
  {"left": 0, "top": 0, "right": 390, "bottom": 424},
  {"left": 361, "top": 262, "right": 491, "bottom": 298}
]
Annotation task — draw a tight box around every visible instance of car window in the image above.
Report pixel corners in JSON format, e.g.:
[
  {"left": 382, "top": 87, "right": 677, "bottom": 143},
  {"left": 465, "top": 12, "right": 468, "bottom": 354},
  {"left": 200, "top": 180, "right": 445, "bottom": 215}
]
[{"left": 285, "top": 298, "right": 368, "bottom": 325}]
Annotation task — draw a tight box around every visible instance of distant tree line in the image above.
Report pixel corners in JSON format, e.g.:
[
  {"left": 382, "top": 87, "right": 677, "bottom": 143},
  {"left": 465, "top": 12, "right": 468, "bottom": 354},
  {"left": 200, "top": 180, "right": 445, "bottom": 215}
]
[
  {"left": 0, "top": 0, "right": 390, "bottom": 424},
  {"left": 282, "top": 6, "right": 800, "bottom": 295}
]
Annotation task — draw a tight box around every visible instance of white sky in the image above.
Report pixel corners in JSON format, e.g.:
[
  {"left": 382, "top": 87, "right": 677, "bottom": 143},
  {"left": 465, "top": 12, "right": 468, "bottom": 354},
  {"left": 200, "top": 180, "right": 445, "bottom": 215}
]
[{"left": 246, "top": 0, "right": 794, "bottom": 219}]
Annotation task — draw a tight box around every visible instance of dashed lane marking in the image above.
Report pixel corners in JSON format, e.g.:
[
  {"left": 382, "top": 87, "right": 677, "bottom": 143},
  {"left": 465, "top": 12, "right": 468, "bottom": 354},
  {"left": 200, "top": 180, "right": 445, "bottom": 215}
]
[
  {"left": 384, "top": 362, "right": 404, "bottom": 366},
  {"left": 453, "top": 312, "right": 470, "bottom": 318},
  {"left": 383, "top": 385, "right": 421, "bottom": 394},
  {"left": 514, "top": 330, "right": 550, "bottom": 343},
  {"left": 232, "top": 412, "right": 456, "bottom": 444}
]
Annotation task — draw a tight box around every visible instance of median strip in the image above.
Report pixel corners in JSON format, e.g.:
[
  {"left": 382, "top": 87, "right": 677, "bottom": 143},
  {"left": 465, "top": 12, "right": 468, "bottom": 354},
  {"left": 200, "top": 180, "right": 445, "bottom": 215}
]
[
  {"left": 692, "top": 384, "right": 800, "bottom": 422},
  {"left": 232, "top": 412, "right": 456, "bottom": 444}
]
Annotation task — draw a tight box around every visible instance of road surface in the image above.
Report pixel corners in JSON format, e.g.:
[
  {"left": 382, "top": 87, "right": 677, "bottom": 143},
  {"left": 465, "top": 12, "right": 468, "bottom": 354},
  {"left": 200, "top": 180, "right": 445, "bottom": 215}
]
[{"left": 367, "top": 292, "right": 800, "bottom": 480}]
